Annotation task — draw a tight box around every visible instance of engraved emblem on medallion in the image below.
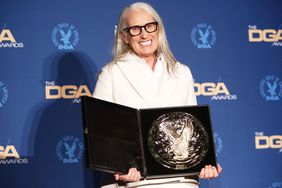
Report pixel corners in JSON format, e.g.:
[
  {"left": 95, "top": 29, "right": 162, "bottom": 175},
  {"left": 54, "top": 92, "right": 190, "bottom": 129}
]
[{"left": 148, "top": 112, "right": 209, "bottom": 170}]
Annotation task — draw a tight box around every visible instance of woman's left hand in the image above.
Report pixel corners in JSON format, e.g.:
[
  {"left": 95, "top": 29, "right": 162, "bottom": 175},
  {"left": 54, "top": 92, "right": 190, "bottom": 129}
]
[
  {"left": 114, "top": 168, "right": 141, "bottom": 182},
  {"left": 199, "top": 163, "right": 222, "bottom": 179}
]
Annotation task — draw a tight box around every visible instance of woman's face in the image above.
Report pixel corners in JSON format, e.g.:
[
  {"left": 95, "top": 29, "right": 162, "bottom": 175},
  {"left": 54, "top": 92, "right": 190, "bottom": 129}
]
[{"left": 121, "top": 9, "right": 159, "bottom": 59}]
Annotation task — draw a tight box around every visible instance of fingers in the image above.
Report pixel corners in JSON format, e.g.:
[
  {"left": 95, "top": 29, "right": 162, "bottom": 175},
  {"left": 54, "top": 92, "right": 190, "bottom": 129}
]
[
  {"left": 199, "top": 165, "right": 220, "bottom": 179},
  {"left": 114, "top": 173, "right": 120, "bottom": 181},
  {"left": 212, "top": 166, "right": 219, "bottom": 178},
  {"left": 217, "top": 163, "right": 223, "bottom": 173},
  {"left": 199, "top": 167, "right": 205, "bottom": 178},
  {"left": 114, "top": 168, "right": 141, "bottom": 182},
  {"left": 126, "top": 168, "right": 141, "bottom": 182}
]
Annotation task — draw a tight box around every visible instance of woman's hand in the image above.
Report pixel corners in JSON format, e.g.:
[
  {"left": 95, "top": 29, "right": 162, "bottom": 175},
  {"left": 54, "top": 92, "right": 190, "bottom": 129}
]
[
  {"left": 199, "top": 163, "right": 222, "bottom": 179},
  {"left": 114, "top": 168, "right": 141, "bottom": 182}
]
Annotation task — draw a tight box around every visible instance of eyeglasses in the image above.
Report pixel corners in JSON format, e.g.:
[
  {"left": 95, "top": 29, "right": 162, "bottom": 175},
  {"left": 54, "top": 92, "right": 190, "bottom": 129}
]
[{"left": 123, "top": 22, "right": 158, "bottom": 36}]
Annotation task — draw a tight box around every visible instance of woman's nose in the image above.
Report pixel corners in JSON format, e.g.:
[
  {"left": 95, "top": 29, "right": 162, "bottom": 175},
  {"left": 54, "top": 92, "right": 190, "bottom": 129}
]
[{"left": 140, "top": 27, "right": 149, "bottom": 38}]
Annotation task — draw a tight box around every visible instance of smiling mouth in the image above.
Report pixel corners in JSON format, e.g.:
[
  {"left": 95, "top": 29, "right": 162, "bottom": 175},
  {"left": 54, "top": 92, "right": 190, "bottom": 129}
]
[{"left": 139, "top": 40, "right": 152, "bottom": 46}]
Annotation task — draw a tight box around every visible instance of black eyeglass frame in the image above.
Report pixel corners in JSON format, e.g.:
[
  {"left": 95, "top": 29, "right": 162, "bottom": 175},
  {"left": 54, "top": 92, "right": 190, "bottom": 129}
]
[{"left": 123, "top": 21, "right": 158, "bottom": 36}]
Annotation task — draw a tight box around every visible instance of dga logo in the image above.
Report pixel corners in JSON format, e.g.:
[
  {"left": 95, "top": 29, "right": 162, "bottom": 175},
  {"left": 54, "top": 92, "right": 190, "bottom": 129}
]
[
  {"left": 45, "top": 81, "right": 93, "bottom": 103},
  {"left": 0, "top": 28, "right": 24, "bottom": 48},
  {"left": 0, "top": 145, "right": 28, "bottom": 164},
  {"left": 51, "top": 23, "right": 79, "bottom": 50},
  {"left": 255, "top": 132, "right": 282, "bottom": 153},
  {"left": 56, "top": 136, "right": 84, "bottom": 164},
  {"left": 259, "top": 75, "right": 282, "bottom": 101},
  {"left": 0, "top": 81, "right": 8, "bottom": 107},
  {"left": 194, "top": 81, "right": 237, "bottom": 100},
  {"left": 268, "top": 182, "right": 282, "bottom": 188},
  {"left": 191, "top": 23, "right": 216, "bottom": 49},
  {"left": 214, "top": 132, "right": 223, "bottom": 157},
  {"left": 248, "top": 25, "right": 282, "bottom": 46}
]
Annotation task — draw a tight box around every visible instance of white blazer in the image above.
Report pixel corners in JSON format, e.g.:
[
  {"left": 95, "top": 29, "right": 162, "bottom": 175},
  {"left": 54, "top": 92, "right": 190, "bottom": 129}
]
[{"left": 93, "top": 53, "right": 197, "bottom": 109}]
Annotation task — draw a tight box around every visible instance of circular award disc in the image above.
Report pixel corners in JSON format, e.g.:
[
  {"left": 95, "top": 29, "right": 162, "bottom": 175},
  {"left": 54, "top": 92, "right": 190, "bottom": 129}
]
[{"left": 148, "top": 112, "right": 209, "bottom": 170}]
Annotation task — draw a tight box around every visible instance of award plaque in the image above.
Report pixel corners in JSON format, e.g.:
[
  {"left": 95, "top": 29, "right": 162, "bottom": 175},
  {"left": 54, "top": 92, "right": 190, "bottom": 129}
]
[{"left": 81, "top": 96, "right": 217, "bottom": 178}]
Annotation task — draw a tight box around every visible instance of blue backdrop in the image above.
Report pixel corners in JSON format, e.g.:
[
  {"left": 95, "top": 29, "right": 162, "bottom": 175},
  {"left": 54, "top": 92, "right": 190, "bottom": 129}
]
[{"left": 1, "top": 0, "right": 282, "bottom": 188}]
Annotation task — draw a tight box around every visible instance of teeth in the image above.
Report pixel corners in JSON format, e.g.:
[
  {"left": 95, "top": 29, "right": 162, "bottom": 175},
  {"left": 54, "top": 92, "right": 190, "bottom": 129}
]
[{"left": 139, "top": 40, "right": 152, "bottom": 46}]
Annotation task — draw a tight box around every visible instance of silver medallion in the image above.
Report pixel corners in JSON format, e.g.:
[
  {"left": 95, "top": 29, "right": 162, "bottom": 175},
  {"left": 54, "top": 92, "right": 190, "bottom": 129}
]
[{"left": 148, "top": 112, "right": 209, "bottom": 170}]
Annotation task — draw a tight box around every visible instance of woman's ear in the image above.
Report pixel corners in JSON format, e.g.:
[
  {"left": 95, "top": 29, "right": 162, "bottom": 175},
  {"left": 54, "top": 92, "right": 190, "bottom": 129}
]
[{"left": 120, "top": 32, "right": 129, "bottom": 44}]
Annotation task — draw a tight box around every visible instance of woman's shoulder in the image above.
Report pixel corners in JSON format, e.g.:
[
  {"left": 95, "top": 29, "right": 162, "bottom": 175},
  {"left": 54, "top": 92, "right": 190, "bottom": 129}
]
[
  {"left": 174, "top": 61, "right": 193, "bottom": 76},
  {"left": 99, "top": 59, "right": 121, "bottom": 72},
  {"left": 102, "top": 53, "right": 134, "bottom": 68},
  {"left": 98, "top": 58, "right": 128, "bottom": 78}
]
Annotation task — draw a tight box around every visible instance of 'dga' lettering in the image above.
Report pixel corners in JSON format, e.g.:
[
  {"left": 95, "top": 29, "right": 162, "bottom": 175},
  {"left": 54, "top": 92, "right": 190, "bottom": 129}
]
[
  {"left": 0, "top": 145, "right": 20, "bottom": 159},
  {"left": 0, "top": 29, "right": 16, "bottom": 43},
  {"left": 194, "top": 82, "right": 230, "bottom": 96},
  {"left": 45, "top": 85, "right": 92, "bottom": 99},
  {"left": 255, "top": 135, "right": 282, "bottom": 149},
  {"left": 249, "top": 29, "right": 282, "bottom": 42}
]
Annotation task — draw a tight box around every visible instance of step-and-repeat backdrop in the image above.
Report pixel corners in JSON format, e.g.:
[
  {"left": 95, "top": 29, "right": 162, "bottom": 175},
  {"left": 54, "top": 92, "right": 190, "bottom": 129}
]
[{"left": 1, "top": 0, "right": 281, "bottom": 187}]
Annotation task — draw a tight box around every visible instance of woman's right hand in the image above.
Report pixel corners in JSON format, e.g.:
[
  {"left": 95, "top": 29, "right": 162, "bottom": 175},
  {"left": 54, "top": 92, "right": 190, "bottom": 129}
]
[{"left": 114, "top": 168, "right": 141, "bottom": 182}]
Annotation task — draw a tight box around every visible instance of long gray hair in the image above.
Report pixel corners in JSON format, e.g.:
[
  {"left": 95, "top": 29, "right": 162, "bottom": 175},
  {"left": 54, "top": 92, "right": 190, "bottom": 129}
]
[{"left": 112, "top": 2, "right": 177, "bottom": 73}]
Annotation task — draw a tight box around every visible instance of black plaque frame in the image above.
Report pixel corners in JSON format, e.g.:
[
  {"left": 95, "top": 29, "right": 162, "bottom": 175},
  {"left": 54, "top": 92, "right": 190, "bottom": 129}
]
[{"left": 81, "top": 96, "right": 217, "bottom": 179}]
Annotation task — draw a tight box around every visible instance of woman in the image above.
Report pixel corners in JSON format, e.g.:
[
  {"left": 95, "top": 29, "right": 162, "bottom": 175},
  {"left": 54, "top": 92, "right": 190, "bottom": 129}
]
[{"left": 93, "top": 2, "right": 222, "bottom": 188}]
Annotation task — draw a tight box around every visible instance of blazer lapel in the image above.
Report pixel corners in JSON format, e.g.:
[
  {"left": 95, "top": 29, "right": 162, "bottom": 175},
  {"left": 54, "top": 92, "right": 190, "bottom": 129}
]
[
  {"left": 157, "top": 62, "right": 178, "bottom": 106},
  {"left": 116, "top": 55, "right": 161, "bottom": 107}
]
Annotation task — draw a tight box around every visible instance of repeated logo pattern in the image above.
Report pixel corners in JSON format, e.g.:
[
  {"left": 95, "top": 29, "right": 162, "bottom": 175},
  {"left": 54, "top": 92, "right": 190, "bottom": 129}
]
[
  {"left": 260, "top": 75, "right": 282, "bottom": 101},
  {"left": 191, "top": 23, "right": 216, "bottom": 49},
  {"left": 56, "top": 136, "right": 84, "bottom": 164},
  {"left": 51, "top": 23, "right": 79, "bottom": 50},
  {"left": 0, "top": 82, "right": 8, "bottom": 107}
]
